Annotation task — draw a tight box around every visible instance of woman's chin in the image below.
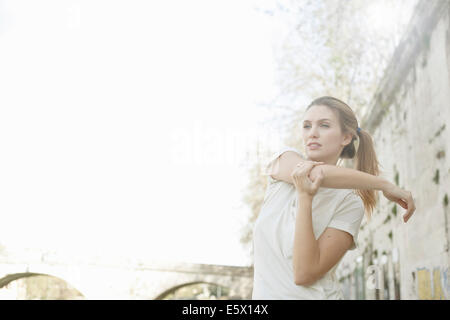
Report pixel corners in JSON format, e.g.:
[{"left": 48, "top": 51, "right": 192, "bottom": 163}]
[{"left": 306, "top": 153, "right": 321, "bottom": 161}]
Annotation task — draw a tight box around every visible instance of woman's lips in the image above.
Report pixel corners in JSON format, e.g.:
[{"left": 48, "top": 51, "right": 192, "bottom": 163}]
[{"left": 308, "top": 144, "right": 321, "bottom": 150}]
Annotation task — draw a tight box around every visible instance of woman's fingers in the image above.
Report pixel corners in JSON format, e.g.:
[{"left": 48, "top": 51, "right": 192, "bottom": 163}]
[
  {"left": 292, "top": 162, "right": 323, "bottom": 181},
  {"left": 397, "top": 199, "right": 408, "bottom": 209},
  {"left": 403, "top": 192, "right": 416, "bottom": 223},
  {"left": 312, "top": 169, "right": 324, "bottom": 188}
]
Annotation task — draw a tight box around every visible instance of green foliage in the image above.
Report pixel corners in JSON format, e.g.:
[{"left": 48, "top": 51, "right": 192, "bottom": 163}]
[
  {"left": 433, "top": 169, "right": 440, "bottom": 184},
  {"left": 394, "top": 172, "right": 399, "bottom": 186},
  {"left": 392, "top": 205, "right": 397, "bottom": 216},
  {"left": 436, "top": 150, "right": 445, "bottom": 159}
]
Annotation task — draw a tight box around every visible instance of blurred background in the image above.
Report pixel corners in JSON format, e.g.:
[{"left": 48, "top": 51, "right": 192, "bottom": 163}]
[{"left": 1, "top": 0, "right": 449, "bottom": 299}]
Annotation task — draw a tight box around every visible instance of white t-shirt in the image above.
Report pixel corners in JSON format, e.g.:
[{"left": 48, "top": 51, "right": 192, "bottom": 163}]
[{"left": 252, "top": 146, "right": 365, "bottom": 300}]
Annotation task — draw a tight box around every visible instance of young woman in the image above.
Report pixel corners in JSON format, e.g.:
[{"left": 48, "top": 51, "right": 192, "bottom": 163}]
[{"left": 252, "top": 96, "right": 415, "bottom": 300}]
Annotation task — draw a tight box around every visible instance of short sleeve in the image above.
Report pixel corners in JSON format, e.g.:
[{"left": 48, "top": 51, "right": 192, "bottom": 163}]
[
  {"left": 263, "top": 146, "right": 304, "bottom": 184},
  {"left": 328, "top": 191, "right": 365, "bottom": 251}
]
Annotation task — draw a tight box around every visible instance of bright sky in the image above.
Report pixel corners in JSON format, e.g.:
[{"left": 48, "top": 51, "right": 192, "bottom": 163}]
[
  {"left": 0, "top": 0, "right": 285, "bottom": 266},
  {"left": 0, "top": 0, "right": 419, "bottom": 268}
]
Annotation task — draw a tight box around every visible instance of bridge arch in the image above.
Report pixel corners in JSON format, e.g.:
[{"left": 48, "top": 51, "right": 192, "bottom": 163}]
[
  {"left": 0, "top": 252, "right": 253, "bottom": 299},
  {"left": 0, "top": 272, "right": 85, "bottom": 299}
]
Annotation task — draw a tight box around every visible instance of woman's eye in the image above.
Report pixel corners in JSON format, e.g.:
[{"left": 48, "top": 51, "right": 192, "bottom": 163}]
[{"left": 303, "top": 124, "right": 329, "bottom": 128}]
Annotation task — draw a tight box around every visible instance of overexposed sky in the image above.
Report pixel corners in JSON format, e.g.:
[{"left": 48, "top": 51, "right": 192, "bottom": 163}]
[
  {"left": 0, "top": 0, "right": 285, "bottom": 266},
  {"left": 0, "top": 0, "right": 419, "bottom": 267}
]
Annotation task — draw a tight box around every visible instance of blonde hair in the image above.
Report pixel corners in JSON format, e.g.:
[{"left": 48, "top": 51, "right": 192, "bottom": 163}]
[{"left": 306, "top": 96, "right": 380, "bottom": 220}]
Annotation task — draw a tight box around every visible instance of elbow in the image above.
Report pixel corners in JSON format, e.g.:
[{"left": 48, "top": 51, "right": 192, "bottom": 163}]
[{"left": 294, "top": 272, "right": 316, "bottom": 287}]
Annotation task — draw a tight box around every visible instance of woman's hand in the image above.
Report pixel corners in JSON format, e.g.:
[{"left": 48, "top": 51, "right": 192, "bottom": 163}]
[
  {"left": 382, "top": 183, "right": 416, "bottom": 223},
  {"left": 291, "top": 161, "right": 325, "bottom": 197}
]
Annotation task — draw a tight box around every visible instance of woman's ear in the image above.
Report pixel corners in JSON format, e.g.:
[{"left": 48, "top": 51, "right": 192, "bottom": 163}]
[{"left": 342, "top": 132, "right": 353, "bottom": 147}]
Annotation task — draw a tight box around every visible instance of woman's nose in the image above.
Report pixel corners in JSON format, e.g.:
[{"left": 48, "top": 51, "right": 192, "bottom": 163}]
[{"left": 309, "top": 125, "right": 319, "bottom": 137}]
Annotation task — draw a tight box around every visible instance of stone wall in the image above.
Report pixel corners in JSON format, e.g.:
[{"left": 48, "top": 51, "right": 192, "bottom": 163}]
[{"left": 336, "top": 0, "right": 450, "bottom": 300}]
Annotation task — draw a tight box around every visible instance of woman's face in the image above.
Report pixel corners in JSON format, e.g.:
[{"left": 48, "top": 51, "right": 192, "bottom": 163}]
[{"left": 301, "top": 105, "right": 352, "bottom": 165}]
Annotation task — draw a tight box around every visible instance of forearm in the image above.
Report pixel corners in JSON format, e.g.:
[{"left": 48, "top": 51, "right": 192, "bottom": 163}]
[
  {"left": 309, "top": 164, "right": 390, "bottom": 191},
  {"left": 292, "top": 194, "right": 319, "bottom": 282}
]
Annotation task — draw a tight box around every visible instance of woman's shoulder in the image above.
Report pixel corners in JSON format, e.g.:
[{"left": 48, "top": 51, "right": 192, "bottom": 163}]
[
  {"left": 264, "top": 145, "right": 305, "bottom": 184},
  {"left": 345, "top": 190, "right": 364, "bottom": 202},
  {"left": 337, "top": 190, "right": 365, "bottom": 215},
  {"left": 317, "top": 188, "right": 362, "bottom": 204},
  {"left": 266, "top": 145, "right": 304, "bottom": 163},
  {"left": 333, "top": 189, "right": 363, "bottom": 203}
]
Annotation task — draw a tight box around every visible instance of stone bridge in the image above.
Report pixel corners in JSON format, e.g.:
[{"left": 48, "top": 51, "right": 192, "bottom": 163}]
[{"left": 0, "top": 248, "right": 253, "bottom": 299}]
